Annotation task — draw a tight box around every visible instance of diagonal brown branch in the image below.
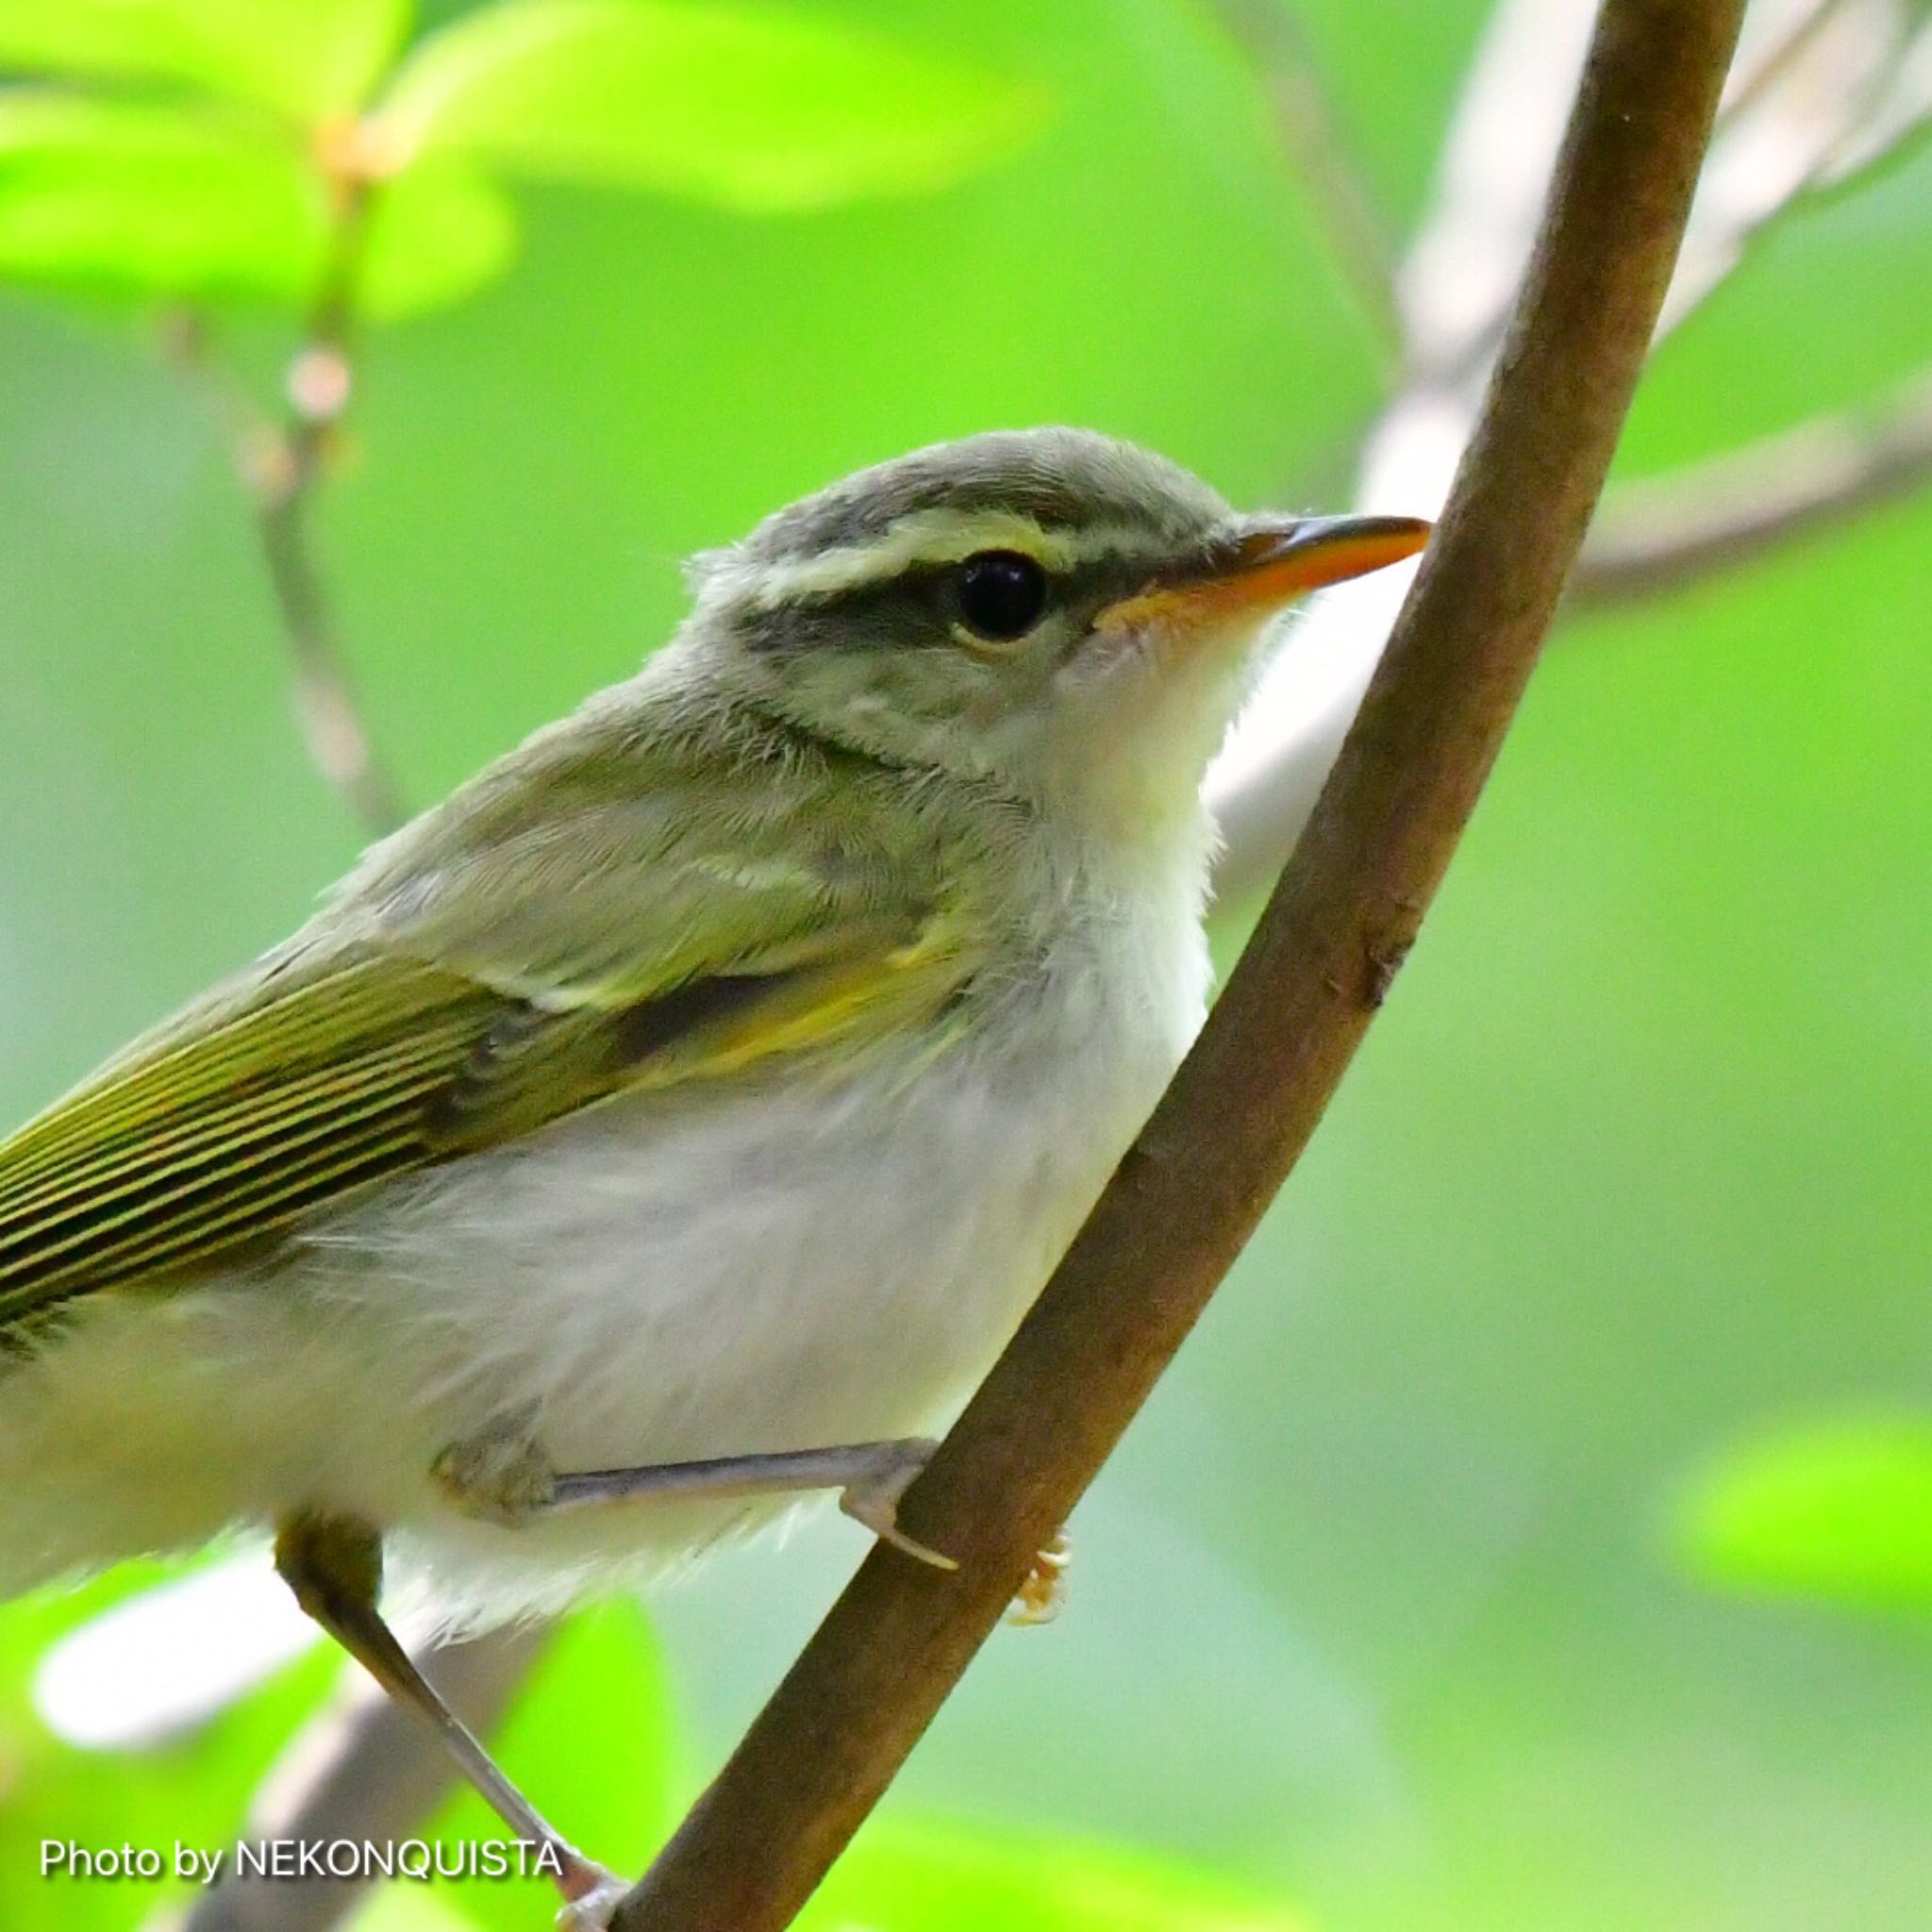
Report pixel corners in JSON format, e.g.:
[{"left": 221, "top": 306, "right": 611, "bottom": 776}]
[
  {"left": 1572, "top": 365, "right": 1932, "bottom": 604},
  {"left": 609, "top": 2, "right": 1746, "bottom": 1926}
]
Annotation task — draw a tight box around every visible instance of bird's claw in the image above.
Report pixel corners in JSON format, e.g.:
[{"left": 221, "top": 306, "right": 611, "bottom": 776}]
[
  {"left": 1007, "top": 1529, "right": 1072, "bottom": 1625},
  {"left": 554, "top": 1861, "right": 630, "bottom": 1932},
  {"left": 838, "top": 1438, "right": 958, "bottom": 1570}
]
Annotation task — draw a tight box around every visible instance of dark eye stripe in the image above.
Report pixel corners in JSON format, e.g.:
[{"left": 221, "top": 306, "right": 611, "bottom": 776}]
[{"left": 729, "top": 553, "right": 1156, "bottom": 655}]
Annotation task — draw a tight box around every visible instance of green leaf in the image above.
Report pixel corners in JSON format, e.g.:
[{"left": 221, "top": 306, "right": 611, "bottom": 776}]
[
  {"left": 377, "top": 0, "right": 1047, "bottom": 212},
  {"left": 1673, "top": 1415, "right": 1932, "bottom": 1616},
  {"left": 0, "top": 0, "right": 409, "bottom": 121},
  {"left": 0, "top": 92, "right": 514, "bottom": 317},
  {"left": 362, "top": 155, "right": 519, "bottom": 320},
  {"left": 802, "top": 1815, "right": 1309, "bottom": 1932},
  {"left": 0, "top": 1557, "right": 341, "bottom": 1932},
  {"left": 0, "top": 93, "right": 322, "bottom": 301}
]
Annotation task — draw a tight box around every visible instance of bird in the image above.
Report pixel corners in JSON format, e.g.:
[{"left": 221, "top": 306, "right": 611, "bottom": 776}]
[{"left": 0, "top": 427, "right": 1426, "bottom": 1913}]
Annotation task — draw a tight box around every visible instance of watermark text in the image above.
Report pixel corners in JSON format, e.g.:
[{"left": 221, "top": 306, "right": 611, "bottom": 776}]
[{"left": 38, "top": 1838, "right": 566, "bottom": 1886}]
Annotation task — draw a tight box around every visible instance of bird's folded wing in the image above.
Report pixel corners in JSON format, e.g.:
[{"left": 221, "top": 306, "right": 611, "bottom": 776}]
[{"left": 0, "top": 758, "right": 973, "bottom": 1333}]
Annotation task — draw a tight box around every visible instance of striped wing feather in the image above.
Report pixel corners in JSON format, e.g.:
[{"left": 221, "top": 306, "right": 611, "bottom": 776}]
[
  {"left": 0, "top": 713, "right": 968, "bottom": 1335},
  {"left": 0, "top": 958, "right": 492, "bottom": 1316}
]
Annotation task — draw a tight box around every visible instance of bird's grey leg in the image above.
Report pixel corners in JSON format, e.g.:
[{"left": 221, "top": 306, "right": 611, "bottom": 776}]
[
  {"left": 432, "top": 1425, "right": 957, "bottom": 1569},
  {"left": 272, "top": 1512, "right": 624, "bottom": 1920}
]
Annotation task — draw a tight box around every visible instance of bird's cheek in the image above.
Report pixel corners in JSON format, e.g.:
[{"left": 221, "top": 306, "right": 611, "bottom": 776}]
[
  {"left": 1081, "top": 606, "right": 1269, "bottom": 713},
  {"left": 1064, "top": 612, "right": 1167, "bottom": 685},
  {"left": 1049, "top": 625, "right": 1202, "bottom": 759}
]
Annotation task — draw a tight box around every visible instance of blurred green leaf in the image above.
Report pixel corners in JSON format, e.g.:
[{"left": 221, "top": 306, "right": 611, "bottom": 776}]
[
  {"left": 0, "top": 92, "right": 320, "bottom": 300},
  {"left": 0, "top": 1557, "right": 339, "bottom": 1932},
  {"left": 377, "top": 0, "right": 1048, "bottom": 212},
  {"left": 802, "top": 1815, "right": 1308, "bottom": 1932},
  {"left": 0, "top": 0, "right": 408, "bottom": 121},
  {"left": 362, "top": 155, "right": 519, "bottom": 320},
  {"left": 0, "top": 92, "right": 513, "bottom": 316},
  {"left": 1674, "top": 1415, "right": 1932, "bottom": 1616}
]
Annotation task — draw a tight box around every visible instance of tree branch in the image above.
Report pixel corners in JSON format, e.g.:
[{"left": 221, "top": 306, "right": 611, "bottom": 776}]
[
  {"left": 1573, "top": 366, "right": 1932, "bottom": 604},
  {"left": 609, "top": 3, "right": 1746, "bottom": 1927},
  {"left": 1659, "top": 0, "right": 1908, "bottom": 335},
  {"left": 1717, "top": 0, "right": 1845, "bottom": 129},
  {"left": 1397, "top": 0, "right": 1598, "bottom": 386}
]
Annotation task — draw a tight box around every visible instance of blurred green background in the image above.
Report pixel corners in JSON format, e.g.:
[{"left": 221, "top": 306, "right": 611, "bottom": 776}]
[{"left": 0, "top": 3, "right": 1927, "bottom": 1929}]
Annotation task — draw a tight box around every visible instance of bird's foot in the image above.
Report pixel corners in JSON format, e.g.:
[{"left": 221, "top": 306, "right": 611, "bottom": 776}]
[
  {"left": 837, "top": 1437, "right": 958, "bottom": 1570},
  {"left": 432, "top": 1407, "right": 558, "bottom": 1525},
  {"left": 1007, "top": 1528, "right": 1072, "bottom": 1625},
  {"left": 554, "top": 1857, "right": 630, "bottom": 1931}
]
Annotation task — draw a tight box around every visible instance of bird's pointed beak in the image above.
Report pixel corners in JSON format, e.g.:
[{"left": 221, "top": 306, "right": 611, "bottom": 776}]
[{"left": 1096, "top": 513, "right": 1431, "bottom": 638}]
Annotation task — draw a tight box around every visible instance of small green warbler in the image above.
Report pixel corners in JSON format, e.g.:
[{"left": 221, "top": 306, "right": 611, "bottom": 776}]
[{"left": 0, "top": 428, "right": 1425, "bottom": 1913}]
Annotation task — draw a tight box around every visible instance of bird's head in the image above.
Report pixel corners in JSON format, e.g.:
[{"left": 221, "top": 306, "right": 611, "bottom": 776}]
[{"left": 685, "top": 428, "right": 1427, "bottom": 834}]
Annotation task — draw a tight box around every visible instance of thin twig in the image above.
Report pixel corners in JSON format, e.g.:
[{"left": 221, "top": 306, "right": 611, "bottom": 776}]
[
  {"left": 1573, "top": 367, "right": 1932, "bottom": 603},
  {"left": 1204, "top": 0, "right": 1923, "bottom": 901},
  {"left": 178, "top": 1625, "right": 547, "bottom": 1932},
  {"left": 166, "top": 167, "right": 406, "bottom": 840},
  {"left": 1206, "top": 0, "right": 1599, "bottom": 904},
  {"left": 1813, "top": 16, "right": 1932, "bottom": 187},
  {"left": 252, "top": 172, "right": 407, "bottom": 839},
  {"left": 1398, "top": 0, "right": 1598, "bottom": 387},
  {"left": 1660, "top": 0, "right": 1903, "bottom": 334},
  {"left": 610, "top": 3, "right": 1746, "bottom": 1926},
  {"left": 1209, "top": 0, "right": 1405, "bottom": 368},
  {"left": 1717, "top": 0, "right": 1846, "bottom": 127}
]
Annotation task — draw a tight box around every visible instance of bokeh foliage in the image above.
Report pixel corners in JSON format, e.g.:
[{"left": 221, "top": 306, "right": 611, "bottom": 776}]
[
  {"left": 0, "top": 0, "right": 1043, "bottom": 308},
  {"left": 0, "top": 2, "right": 1926, "bottom": 1930}
]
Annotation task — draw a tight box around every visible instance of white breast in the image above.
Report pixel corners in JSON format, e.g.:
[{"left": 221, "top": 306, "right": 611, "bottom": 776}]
[{"left": 0, "top": 840, "right": 1211, "bottom": 1632}]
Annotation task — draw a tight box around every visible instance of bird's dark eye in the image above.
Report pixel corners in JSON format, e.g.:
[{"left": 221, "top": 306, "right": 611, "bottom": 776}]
[{"left": 952, "top": 550, "right": 1049, "bottom": 642}]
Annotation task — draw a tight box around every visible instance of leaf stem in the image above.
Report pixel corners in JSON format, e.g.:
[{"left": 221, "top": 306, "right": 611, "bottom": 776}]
[
  {"left": 254, "top": 173, "right": 406, "bottom": 840},
  {"left": 167, "top": 165, "right": 406, "bottom": 841}
]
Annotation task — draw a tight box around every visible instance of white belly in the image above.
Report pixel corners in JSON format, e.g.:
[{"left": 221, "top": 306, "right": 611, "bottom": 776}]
[{"left": 0, "top": 908, "right": 1206, "bottom": 1631}]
